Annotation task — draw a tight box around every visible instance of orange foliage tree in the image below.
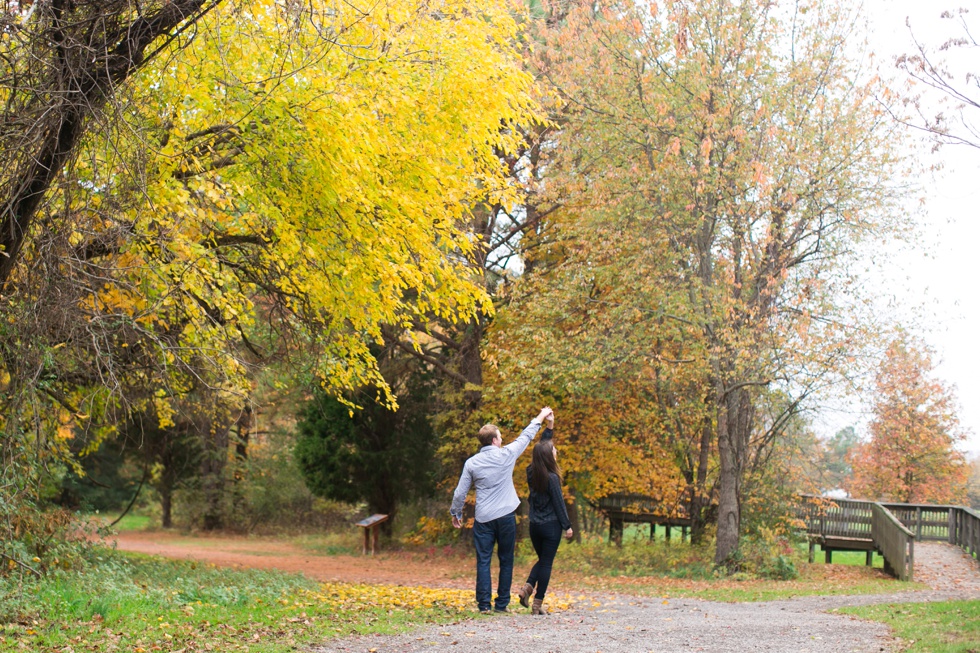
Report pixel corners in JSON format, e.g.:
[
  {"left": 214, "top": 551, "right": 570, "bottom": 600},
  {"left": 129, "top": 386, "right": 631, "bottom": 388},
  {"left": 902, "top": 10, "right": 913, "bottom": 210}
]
[
  {"left": 489, "top": 0, "right": 911, "bottom": 564},
  {"left": 847, "top": 337, "right": 969, "bottom": 504}
]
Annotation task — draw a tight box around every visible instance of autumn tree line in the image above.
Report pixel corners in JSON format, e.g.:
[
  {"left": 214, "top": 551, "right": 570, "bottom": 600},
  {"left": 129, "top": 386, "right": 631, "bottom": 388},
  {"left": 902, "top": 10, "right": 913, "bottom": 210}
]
[{"left": 1, "top": 0, "right": 977, "bottom": 572}]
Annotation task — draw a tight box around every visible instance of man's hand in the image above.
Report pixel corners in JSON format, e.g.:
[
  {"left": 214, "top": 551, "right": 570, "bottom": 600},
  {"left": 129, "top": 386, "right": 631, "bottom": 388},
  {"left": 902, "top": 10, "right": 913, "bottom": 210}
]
[
  {"left": 452, "top": 515, "right": 462, "bottom": 529},
  {"left": 565, "top": 528, "right": 574, "bottom": 540},
  {"left": 535, "top": 406, "right": 553, "bottom": 424},
  {"left": 546, "top": 412, "right": 555, "bottom": 429}
]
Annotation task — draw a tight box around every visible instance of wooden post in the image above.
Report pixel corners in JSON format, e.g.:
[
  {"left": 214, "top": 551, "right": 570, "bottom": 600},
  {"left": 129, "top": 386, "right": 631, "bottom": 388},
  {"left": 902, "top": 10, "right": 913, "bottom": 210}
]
[
  {"left": 650, "top": 523, "right": 655, "bottom": 541},
  {"left": 865, "top": 550, "right": 873, "bottom": 567},
  {"left": 808, "top": 540, "right": 815, "bottom": 564},
  {"left": 915, "top": 507, "right": 922, "bottom": 541},
  {"left": 665, "top": 525, "right": 671, "bottom": 543},
  {"left": 681, "top": 525, "right": 688, "bottom": 542},
  {"left": 610, "top": 517, "right": 624, "bottom": 547},
  {"left": 825, "top": 548, "right": 832, "bottom": 564}
]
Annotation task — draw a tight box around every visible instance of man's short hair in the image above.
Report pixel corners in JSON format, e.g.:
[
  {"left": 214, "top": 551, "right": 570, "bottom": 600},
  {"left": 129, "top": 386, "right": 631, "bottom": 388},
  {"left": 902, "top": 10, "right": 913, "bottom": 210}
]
[{"left": 477, "top": 424, "right": 500, "bottom": 447}]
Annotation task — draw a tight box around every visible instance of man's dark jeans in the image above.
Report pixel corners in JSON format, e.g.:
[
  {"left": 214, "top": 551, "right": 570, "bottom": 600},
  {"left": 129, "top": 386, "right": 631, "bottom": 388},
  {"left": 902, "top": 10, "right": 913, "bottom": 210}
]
[
  {"left": 526, "top": 519, "right": 563, "bottom": 599},
  {"left": 472, "top": 511, "right": 516, "bottom": 611}
]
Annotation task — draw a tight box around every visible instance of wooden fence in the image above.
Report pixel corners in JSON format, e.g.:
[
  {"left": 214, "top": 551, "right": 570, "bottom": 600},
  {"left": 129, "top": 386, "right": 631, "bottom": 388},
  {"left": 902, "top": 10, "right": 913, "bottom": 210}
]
[{"left": 871, "top": 503, "right": 915, "bottom": 581}]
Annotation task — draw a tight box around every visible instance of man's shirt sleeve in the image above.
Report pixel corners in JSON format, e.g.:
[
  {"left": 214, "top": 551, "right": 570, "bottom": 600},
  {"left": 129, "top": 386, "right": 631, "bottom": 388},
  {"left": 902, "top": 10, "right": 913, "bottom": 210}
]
[
  {"left": 450, "top": 462, "right": 473, "bottom": 519},
  {"left": 503, "top": 420, "right": 542, "bottom": 462}
]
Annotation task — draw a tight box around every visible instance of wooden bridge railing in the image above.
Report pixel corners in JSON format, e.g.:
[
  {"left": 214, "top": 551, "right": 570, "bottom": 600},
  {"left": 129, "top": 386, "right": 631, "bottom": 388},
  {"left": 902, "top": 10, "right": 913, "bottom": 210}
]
[
  {"left": 950, "top": 507, "right": 980, "bottom": 561},
  {"left": 871, "top": 503, "right": 914, "bottom": 581},
  {"left": 797, "top": 496, "right": 874, "bottom": 541},
  {"left": 598, "top": 492, "right": 979, "bottom": 580},
  {"left": 878, "top": 502, "right": 961, "bottom": 542},
  {"left": 799, "top": 495, "right": 980, "bottom": 581}
]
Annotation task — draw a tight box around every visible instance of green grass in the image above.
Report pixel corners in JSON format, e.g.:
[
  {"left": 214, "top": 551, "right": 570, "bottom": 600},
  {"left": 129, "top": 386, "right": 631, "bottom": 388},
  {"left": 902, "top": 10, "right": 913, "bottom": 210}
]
[
  {"left": 837, "top": 600, "right": 980, "bottom": 652},
  {"left": 0, "top": 549, "right": 475, "bottom": 653},
  {"left": 511, "top": 532, "right": 917, "bottom": 602},
  {"left": 291, "top": 531, "right": 362, "bottom": 556},
  {"left": 636, "top": 575, "right": 914, "bottom": 602},
  {"left": 110, "top": 513, "right": 151, "bottom": 532},
  {"left": 83, "top": 511, "right": 152, "bottom": 532},
  {"left": 802, "top": 543, "right": 885, "bottom": 568}
]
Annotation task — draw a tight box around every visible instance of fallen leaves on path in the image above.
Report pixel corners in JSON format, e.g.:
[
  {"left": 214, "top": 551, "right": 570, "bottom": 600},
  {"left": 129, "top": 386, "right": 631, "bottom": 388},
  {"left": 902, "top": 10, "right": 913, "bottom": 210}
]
[{"left": 299, "top": 582, "right": 575, "bottom": 614}]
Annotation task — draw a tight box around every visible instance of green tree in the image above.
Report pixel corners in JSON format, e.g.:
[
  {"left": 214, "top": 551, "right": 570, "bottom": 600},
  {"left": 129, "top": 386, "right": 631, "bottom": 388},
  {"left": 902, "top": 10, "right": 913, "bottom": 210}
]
[{"left": 294, "top": 347, "right": 439, "bottom": 535}]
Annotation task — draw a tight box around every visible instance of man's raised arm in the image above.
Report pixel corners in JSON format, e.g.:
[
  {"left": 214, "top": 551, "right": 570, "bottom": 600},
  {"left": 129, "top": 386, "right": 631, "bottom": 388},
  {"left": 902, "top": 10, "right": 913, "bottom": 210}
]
[{"left": 503, "top": 407, "right": 553, "bottom": 459}]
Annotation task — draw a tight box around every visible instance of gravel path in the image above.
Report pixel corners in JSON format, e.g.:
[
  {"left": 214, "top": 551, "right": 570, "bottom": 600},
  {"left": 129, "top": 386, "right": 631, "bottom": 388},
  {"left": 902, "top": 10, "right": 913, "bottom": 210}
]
[{"left": 313, "top": 542, "right": 980, "bottom": 653}]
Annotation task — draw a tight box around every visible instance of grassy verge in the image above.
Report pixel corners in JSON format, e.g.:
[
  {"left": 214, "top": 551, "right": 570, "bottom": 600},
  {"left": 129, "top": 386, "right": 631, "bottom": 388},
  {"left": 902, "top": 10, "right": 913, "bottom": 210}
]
[
  {"left": 0, "top": 550, "right": 479, "bottom": 653},
  {"left": 836, "top": 600, "right": 980, "bottom": 652},
  {"left": 596, "top": 566, "right": 916, "bottom": 602},
  {"left": 509, "top": 533, "right": 916, "bottom": 602},
  {"left": 84, "top": 512, "right": 152, "bottom": 532}
]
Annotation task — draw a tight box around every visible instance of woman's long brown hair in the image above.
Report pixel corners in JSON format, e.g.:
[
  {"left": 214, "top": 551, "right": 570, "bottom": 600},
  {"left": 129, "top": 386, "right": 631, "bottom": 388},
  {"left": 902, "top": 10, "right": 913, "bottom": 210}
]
[{"left": 529, "top": 440, "right": 561, "bottom": 494}]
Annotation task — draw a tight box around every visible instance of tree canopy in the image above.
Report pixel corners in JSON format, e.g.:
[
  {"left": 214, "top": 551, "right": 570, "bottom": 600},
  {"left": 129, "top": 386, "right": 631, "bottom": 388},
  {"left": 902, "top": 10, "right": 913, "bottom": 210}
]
[
  {"left": 0, "top": 0, "right": 542, "bottom": 540},
  {"left": 848, "top": 337, "right": 969, "bottom": 504},
  {"left": 489, "top": 0, "right": 909, "bottom": 563}
]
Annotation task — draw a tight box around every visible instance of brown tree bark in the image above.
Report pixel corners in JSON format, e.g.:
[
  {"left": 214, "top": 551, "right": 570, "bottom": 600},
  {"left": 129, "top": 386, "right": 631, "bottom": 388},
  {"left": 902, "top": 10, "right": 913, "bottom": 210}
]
[{"left": 0, "top": 1, "right": 220, "bottom": 290}]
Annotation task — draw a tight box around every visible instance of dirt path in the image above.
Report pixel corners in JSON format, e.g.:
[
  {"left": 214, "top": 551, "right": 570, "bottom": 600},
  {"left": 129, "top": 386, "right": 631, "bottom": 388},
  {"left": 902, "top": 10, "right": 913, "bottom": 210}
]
[
  {"left": 111, "top": 532, "right": 980, "bottom": 653},
  {"left": 110, "top": 530, "right": 473, "bottom": 587}
]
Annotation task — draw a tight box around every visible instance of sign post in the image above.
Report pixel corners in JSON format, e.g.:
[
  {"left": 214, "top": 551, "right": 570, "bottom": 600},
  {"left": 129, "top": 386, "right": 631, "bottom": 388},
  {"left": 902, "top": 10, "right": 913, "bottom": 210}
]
[{"left": 355, "top": 514, "right": 389, "bottom": 555}]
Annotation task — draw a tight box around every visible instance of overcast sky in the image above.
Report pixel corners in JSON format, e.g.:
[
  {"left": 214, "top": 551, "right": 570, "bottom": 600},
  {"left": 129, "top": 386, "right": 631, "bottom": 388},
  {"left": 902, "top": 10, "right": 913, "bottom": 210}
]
[{"left": 820, "top": 1, "right": 980, "bottom": 455}]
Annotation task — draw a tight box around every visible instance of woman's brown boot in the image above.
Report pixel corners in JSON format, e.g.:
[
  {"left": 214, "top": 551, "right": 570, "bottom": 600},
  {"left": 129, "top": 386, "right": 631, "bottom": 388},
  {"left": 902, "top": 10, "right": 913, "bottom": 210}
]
[
  {"left": 518, "top": 583, "right": 534, "bottom": 608},
  {"left": 531, "top": 598, "right": 548, "bottom": 615}
]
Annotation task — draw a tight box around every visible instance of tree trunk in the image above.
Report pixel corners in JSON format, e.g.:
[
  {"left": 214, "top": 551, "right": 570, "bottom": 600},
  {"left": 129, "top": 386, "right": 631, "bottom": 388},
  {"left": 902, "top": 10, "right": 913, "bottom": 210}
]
[
  {"left": 160, "top": 484, "right": 173, "bottom": 528},
  {"left": 0, "top": 1, "right": 217, "bottom": 290},
  {"left": 714, "top": 393, "right": 740, "bottom": 566},
  {"left": 201, "top": 424, "right": 230, "bottom": 531},
  {"left": 230, "top": 404, "right": 252, "bottom": 528},
  {"left": 689, "top": 414, "right": 714, "bottom": 545},
  {"left": 715, "top": 386, "right": 755, "bottom": 567}
]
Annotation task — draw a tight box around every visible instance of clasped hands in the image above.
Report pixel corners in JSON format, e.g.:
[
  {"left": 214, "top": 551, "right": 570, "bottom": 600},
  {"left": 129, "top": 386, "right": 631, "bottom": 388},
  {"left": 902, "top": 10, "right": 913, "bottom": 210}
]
[{"left": 536, "top": 406, "right": 555, "bottom": 427}]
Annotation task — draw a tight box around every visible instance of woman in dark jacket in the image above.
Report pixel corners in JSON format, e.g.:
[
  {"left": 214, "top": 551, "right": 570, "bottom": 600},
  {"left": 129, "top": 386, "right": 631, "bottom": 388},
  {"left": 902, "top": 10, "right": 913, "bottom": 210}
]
[{"left": 517, "top": 417, "right": 573, "bottom": 615}]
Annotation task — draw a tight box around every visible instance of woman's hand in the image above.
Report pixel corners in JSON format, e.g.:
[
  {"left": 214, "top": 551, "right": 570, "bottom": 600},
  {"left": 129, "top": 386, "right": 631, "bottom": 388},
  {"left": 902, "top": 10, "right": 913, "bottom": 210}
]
[
  {"left": 565, "top": 528, "right": 573, "bottom": 539},
  {"left": 546, "top": 412, "right": 555, "bottom": 429}
]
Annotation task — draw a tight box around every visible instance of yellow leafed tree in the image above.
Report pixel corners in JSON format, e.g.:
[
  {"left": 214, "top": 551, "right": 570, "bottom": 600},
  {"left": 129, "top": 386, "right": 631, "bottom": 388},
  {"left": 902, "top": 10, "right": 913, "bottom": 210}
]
[{"left": 0, "top": 0, "right": 541, "bottom": 535}]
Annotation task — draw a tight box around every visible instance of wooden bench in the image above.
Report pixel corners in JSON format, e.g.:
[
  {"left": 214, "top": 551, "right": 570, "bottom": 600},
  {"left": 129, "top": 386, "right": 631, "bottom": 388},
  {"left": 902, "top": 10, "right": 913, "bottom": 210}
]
[
  {"left": 597, "top": 493, "right": 692, "bottom": 546},
  {"left": 355, "top": 514, "right": 388, "bottom": 555}
]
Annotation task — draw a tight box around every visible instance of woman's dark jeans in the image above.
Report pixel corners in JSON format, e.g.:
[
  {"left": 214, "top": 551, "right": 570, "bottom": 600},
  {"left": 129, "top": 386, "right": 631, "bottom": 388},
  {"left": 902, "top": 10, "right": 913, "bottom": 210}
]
[
  {"left": 473, "top": 512, "right": 517, "bottom": 612},
  {"left": 526, "top": 519, "right": 563, "bottom": 599}
]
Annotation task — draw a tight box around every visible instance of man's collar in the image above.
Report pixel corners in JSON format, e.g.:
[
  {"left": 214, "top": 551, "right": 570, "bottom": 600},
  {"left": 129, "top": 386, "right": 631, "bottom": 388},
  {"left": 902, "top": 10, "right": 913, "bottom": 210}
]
[{"left": 479, "top": 445, "right": 496, "bottom": 453}]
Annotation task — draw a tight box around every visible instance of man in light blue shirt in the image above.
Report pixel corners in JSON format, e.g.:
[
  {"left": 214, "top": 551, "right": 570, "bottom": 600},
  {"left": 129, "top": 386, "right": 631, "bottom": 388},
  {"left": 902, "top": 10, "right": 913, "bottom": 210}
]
[{"left": 451, "top": 406, "right": 553, "bottom": 613}]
